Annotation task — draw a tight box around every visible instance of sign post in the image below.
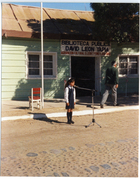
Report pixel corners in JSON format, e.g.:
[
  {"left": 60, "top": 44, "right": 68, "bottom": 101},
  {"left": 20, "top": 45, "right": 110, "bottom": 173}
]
[
  {"left": 125, "top": 76, "right": 128, "bottom": 97},
  {"left": 41, "top": 2, "right": 44, "bottom": 108}
]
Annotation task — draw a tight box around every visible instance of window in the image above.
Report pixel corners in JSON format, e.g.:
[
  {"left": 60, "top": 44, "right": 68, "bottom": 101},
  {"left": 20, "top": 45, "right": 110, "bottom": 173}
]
[
  {"left": 118, "top": 55, "right": 139, "bottom": 77},
  {"left": 44, "top": 55, "right": 53, "bottom": 75},
  {"left": 28, "top": 55, "right": 40, "bottom": 76},
  {"left": 27, "top": 52, "right": 57, "bottom": 78}
]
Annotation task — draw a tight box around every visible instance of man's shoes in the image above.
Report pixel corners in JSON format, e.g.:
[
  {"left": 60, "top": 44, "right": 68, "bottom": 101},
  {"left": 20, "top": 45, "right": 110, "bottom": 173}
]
[
  {"left": 114, "top": 103, "right": 119, "bottom": 106},
  {"left": 71, "top": 120, "right": 74, "bottom": 124},
  {"left": 100, "top": 104, "right": 104, "bottom": 108}
]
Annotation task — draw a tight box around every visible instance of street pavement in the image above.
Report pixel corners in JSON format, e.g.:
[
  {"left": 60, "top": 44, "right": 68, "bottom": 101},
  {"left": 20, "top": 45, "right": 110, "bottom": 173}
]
[{"left": 1, "top": 94, "right": 139, "bottom": 177}]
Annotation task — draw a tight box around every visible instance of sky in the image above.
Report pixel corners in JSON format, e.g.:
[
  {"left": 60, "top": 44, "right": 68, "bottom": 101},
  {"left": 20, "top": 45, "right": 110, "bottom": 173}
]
[
  {"left": 5, "top": 2, "right": 93, "bottom": 11},
  {"left": 4, "top": 1, "right": 139, "bottom": 11}
]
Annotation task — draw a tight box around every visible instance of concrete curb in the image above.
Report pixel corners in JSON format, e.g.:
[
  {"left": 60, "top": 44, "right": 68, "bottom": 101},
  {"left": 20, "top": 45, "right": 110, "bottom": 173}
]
[{"left": 1, "top": 105, "right": 139, "bottom": 121}]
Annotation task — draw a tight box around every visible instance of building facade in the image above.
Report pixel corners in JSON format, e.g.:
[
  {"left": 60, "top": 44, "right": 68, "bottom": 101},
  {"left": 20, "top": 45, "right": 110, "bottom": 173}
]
[{"left": 2, "top": 4, "right": 139, "bottom": 100}]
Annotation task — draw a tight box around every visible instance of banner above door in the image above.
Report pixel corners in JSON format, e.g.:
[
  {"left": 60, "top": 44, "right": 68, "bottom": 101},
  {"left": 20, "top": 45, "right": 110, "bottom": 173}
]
[{"left": 61, "top": 40, "right": 111, "bottom": 56}]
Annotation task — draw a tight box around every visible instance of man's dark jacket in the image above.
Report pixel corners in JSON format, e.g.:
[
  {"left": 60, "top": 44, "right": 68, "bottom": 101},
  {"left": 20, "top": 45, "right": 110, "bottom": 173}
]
[{"left": 105, "top": 66, "right": 119, "bottom": 85}]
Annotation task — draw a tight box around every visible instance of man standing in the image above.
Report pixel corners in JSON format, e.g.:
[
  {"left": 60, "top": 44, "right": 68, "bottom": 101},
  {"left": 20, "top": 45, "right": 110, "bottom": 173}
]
[{"left": 100, "top": 61, "right": 119, "bottom": 108}]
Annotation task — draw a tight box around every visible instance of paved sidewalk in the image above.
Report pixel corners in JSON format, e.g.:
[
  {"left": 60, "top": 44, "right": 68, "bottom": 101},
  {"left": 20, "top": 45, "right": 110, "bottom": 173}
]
[{"left": 1, "top": 94, "right": 139, "bottom": 120}]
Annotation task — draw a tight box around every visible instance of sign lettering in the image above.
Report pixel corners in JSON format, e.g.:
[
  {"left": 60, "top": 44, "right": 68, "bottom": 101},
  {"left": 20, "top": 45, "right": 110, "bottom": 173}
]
[{"left": 61, "top": 40, "right": 111, "bottom": 56}]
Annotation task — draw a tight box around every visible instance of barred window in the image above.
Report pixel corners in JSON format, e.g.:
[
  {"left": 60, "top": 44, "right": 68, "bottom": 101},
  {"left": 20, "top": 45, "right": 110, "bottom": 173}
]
[
  {"left": 44, "top": 55, "right": 53, "bottom": 75},
  {"left": 28, "top": 55, "right": 40, "bottom": 76},
  {"left": 119, "top": 56, "right": 138, "bottom": 76},
  {"left": 129, "top": 57, "right": 138, "bottom": 74},
  {"left": 27, "top": 52, "right": 57, "bottom": 78}
]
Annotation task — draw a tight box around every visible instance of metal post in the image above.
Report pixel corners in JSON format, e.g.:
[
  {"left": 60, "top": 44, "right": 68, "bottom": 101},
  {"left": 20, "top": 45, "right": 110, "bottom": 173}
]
[
  {"left": 0, "top": 3, "right": 1, "bottom": 175},
  {"left": 125, "top": 76, "right": 128, "bottom": 97},
  {"left": 92, "top": 91, "right": 94, "bottom": 119},
  {"left": 41, "top": 2, "right": 44, "bottom": 108}
]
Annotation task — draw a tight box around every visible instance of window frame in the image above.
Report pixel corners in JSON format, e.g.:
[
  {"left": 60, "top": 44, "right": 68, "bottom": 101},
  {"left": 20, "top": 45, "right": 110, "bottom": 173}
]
[
  {"left": 26, "top": 51, "right": 57, "bottom": 79},
  {"left": 117, "top": 54, "right": 139, "bottom": 78}
]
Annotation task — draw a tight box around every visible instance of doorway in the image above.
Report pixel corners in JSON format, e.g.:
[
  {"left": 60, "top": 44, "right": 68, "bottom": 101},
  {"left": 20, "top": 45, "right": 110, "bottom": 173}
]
[{"left": 71, "top": 56, "right": 95, "bottom": 97}]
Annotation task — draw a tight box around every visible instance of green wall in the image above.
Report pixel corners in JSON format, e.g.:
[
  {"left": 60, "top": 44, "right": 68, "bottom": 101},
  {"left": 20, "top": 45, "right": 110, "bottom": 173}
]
[
  {"left": 2, "top": 38, "right": 70, "bottom": 100},
  {"left": 101, "top": 42, "right": 139, "bottom": 94},
  {"left": 2, "top": 38, "right": 139, "bottom": 100}
]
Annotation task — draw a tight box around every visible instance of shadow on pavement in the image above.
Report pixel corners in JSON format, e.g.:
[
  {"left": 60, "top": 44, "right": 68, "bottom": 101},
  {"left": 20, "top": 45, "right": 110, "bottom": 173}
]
[
  {"left": 44, "top": 99, "right": 64, "bottom": 103},
  {"left": 29, "top": 112, "right": 66, "bottom": 124},
  {"left": 76, "top": 94, "right": 139, "bottom": 107},
  {"left": 14, "top": 107, "right": 29, "bottom": 110}
]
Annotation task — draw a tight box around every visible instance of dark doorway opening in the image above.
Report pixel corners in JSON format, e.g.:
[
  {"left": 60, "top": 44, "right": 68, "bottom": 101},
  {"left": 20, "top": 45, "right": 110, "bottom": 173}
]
[{"left": 71, "top": 56, "right": 95, "bottom": 97}]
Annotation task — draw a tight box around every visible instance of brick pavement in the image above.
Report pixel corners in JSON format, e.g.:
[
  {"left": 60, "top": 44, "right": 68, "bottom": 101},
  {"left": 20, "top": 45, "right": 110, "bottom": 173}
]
[
  {"left": 1, "top": 110, "right": 138, "bottom": 177},
  {"left": 1, "top": 136, "right": 138, "bottom": 177}
]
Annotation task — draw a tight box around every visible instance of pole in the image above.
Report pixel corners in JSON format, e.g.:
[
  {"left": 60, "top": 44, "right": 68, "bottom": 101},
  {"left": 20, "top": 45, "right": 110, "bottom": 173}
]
[
  {"left": 92, "top": 91, "right": 94, "bottom": 119},
  {"left": 41, "top": 2, "right": 44, "bottom": 108},
  {"left": 74, "top": 85, "right": 101, "bottom": 128},
  {"left": 125, "top": 76, "right": 128, "bottom": 97}
]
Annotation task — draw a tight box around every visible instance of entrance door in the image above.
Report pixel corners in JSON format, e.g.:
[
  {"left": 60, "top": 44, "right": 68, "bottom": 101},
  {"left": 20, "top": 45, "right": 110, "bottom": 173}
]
[{"left": 71, "top": 56, "right": 95, "bottom": 97}]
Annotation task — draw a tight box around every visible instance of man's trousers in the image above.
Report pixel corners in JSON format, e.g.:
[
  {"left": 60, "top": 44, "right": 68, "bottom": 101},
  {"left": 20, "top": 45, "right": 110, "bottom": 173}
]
[{"left": 101, "top": 84, "right": 117, "bottom": 106}]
